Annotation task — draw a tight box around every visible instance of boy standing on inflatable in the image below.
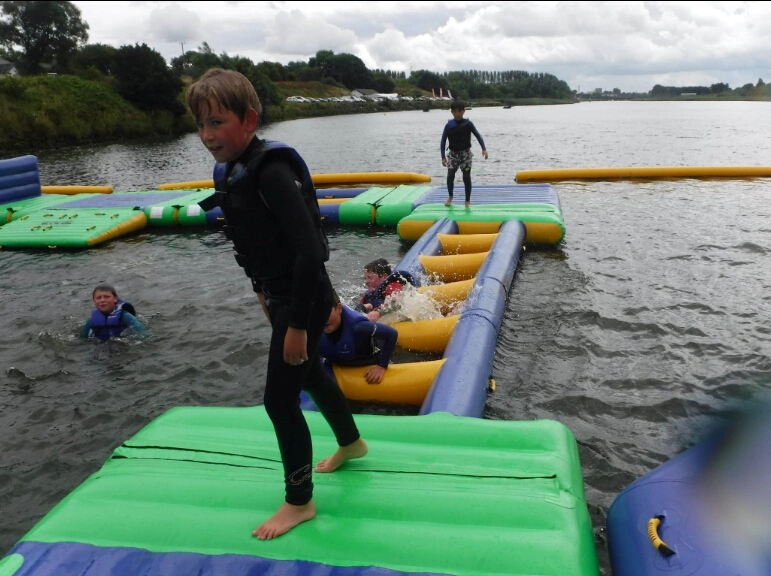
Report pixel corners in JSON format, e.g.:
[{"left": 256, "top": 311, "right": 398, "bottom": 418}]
[
  {"left": 81, "top": 284, "right": 146, "bottom": 340},
  {"left": 186, "top": 69, "right": 367, "bottom": 541},
  {"left": 323, "top": 291, "right": 398, "bottom": 384},
  {"left": 440, "top": 100, "right": 488, "bottom": 209}
]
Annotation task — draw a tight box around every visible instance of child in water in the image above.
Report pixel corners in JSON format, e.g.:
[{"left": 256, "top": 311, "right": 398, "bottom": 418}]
[{"left": 81, "top": 284, "right": 146, "bottom": 340}]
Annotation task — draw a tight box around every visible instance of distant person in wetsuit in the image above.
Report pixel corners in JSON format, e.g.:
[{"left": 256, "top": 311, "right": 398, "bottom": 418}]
[
  {"left": 440, "top": 100, "right": 488, "bottom": 209},
  {"left": 81, "top": 284, "right": 146, "bottom": 340},
  {"left": 186, "top": 68, "right": 367, "bottom": 541},
  {"left": 322, "top": 291, "right": 398, "bottom": 384},
  {"left": 357, "top": 258, "right": 414, "bottom": 322}
]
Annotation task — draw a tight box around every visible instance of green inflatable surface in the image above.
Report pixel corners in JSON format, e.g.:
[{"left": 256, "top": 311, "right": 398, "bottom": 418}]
[{"left": 20, "top": 406, "right": 599, "bottom": 575}]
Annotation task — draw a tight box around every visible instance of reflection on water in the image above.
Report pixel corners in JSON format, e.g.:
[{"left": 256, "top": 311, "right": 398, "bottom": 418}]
[{"left": 3, "top": 102, "right": 771, "bottom": 574}]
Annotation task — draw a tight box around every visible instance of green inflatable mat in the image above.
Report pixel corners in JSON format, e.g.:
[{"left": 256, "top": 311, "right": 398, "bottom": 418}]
[
  {"left": 19, "top": 406, "right": 599, "bottom": 575},
  {"left": 0, "top": 208, "right": 147, "bottom": 248},
  {"left": 339, "top": 185, "right": 432, "bottom": 225}
]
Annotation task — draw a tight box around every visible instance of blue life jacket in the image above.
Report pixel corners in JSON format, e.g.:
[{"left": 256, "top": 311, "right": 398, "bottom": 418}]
[
  {"left": 320, "top": 306, "right": 378, "bottom": 365},
  {"left": 359, "top": 271, "right": 416, "bottom": 310},
  {"left": 89, "top": 299, "right": 135, "bottom": 341}
]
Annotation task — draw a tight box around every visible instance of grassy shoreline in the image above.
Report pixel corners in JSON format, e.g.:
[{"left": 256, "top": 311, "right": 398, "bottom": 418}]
[{"left": 0, "top": 75, "right": 578, "bottom": 156}]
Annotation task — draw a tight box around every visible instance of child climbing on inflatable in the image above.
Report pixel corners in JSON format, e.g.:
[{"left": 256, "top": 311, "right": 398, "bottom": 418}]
[
  {"left": 322, "top": 291, "right": 398, "bottom": 384},
  {"left": 357, "top": 258, "right": 415, "bottom": 322},
  {"left": 81, "top": 284, "right": 147, "bottom": 340}
]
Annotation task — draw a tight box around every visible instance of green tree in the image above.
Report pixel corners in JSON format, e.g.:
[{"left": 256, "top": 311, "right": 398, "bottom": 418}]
[
  {"left": 0, "top": 0, "right": 88, "bottom": 74},
  {"left": 71, "top": 43, "right": 115, "bottom": 75},
  {"left": 113, "top": 43, "right": 183, "bottom": 114},
  {"left": 372, "top": 72, "right": 394, "bottom": 93},
  {"left": 408, "top": 69, "right": 447, "bottom": 93}
]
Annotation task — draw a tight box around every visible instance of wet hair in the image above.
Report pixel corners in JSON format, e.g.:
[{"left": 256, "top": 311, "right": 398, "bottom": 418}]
[
  {"left": 92, "top": 284, "right": 117, "bottom": 297},
  {"left": 450, "top": 99, "right": 466, "bottom": 111},
  {"left": 364, "top": 258, "right": 392, "bottom": 277},
  {"left": 185, "top": 68, "right": 262, "bottom": 122}
]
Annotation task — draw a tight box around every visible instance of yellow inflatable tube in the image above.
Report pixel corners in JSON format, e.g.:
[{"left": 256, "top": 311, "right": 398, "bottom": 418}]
[
  {"left": 313, "top": 172, "right": 431, "bottom": 187},
  {"left": 158, "top": 172, "right": 432, "bottom": 191},
  {"left": 516, "top": 166, "right": 771, "bottom": 183},
  {"left": 41, "top": 185, "right": 113, "bottom": 195},
  {"left": 332, "top": 359, "right": 446, "bottom": 406},
  {"left": 437, "top": 232, "right": 498, "bottom": 254},
  {"left": 419, "top": 251, "right": 489, "bottom": 282},
  {"left": 390, "top": 315, "right": 460, "bottom": 353},
  {"left": 418, "top": 279, "right": 475, "bottom": 314}
]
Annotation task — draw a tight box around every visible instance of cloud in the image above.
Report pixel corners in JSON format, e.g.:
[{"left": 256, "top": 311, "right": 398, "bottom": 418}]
[
  {"left": 145, "top": 3, "right": 203, "bottom": 44},
  {"left": 72, "top": 1, "right": 771, "bottom": 93}
]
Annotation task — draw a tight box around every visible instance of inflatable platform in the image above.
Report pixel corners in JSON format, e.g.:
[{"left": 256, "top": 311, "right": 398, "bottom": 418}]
[
  {"left": 1, "top": 406, "right": 599, "bottom": 576},
  {"left": 0, "top": 156, "right": 565, "bottom": 249},
  {"left": 310, "top": 218, "right": 525, "bottom": 416},
  {"left": 607, "top": 406, "right": 771, "bottom": 576}
]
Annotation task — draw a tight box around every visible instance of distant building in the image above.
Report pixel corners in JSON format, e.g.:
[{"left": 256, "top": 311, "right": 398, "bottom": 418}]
[
  {"left": 351, "top": 88, "right": 378, "bottom": 99},
  {"left": 0, "top": 57, "right": 18, "bottom": 77}
]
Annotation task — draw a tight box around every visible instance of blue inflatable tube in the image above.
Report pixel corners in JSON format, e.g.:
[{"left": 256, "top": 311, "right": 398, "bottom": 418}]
[
  {"left": 319, "top": 203, "right": 341, "bottom": 226},
  {"left": 395, "top": 218, "right": 458, "bottom": 287},
  {"left": 204, "top": 206, "right": 224, "bottom": 226},
  {"left": 0, "top": 155, "right": 41, "bottom": 205},
  {"left": 420, "top": 220, "right": 525, "bottom": 417}
]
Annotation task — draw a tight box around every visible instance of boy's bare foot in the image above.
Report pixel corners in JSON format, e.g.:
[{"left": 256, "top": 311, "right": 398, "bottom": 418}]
[
  {"left": 252, "top": 501, "right": 316, "bottom": 540},
  {"left": 465, "top": 201, "right": 471, "bottom": 209},
  {"left": 315, "top": 438, "right": 368, "bottom": 473},
  {"left": 444, "top": 197, "right": 453, "bottom": 207}
]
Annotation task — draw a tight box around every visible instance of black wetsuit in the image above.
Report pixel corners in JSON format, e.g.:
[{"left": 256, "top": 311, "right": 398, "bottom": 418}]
[
  {"left": 440, "top": 119, "right": 486, "bottom": 202},
  {"left": 205, "top": 136, "right": 360, "bottom": 506}
]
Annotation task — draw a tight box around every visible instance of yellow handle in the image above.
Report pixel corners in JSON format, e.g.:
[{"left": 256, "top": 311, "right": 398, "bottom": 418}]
[{"left": 648, "top": 516, "right": 675, "bottom": 557}]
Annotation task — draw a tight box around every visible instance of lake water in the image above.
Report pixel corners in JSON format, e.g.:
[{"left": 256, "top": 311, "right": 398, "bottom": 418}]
[{"left": 2, "top": 101, "right": 771, "bottom": 574}]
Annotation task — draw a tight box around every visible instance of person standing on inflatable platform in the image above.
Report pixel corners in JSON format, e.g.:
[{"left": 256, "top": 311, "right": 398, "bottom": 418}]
[
  {"left": 323, "top": 291, "right": 398, "bottom": 384},
  {"left": 81, "top": 284, "right": 146, "bottom": 340},
  {"left": 186, "top": 68, "right": 368, "bottom": 541},
  {"left": 440, "top": 100, "right": 488, "bottom": 209}
]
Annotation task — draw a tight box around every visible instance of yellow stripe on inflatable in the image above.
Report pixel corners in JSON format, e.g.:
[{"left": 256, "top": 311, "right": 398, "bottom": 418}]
[
  {"left": 438, "top": 233, "right": 498, "bottom": 254},
  {"left": 418, "top": 279, "right": 475, "bottom": 314},
  {"left": 158, "top": 180, "right": 214, "bottom": 190},
  {"left": 516, "top": 166, "right": 771, "bottom": 183},
  {"left": 419, "top": 251, "right": 489, "bottom": 282},
  {"left": 317, "top": 198, "right": 350, "bottom": 205},
  {"left": 390, "top": 315, "right": 460, "bottom": 353},
  {"left": 521, "top": 221, "right": 565, "bottom": 244},
  {"left": 456, "top": 221, "right": 502, "bottom": 235},
  {"left": 332, "top": 359, "right": 447, "bottom": 405},
  {"left": 398, "top": 220, "right": 434, "bottom": 241},
  {"left": 41, "top": 186, "right": 113, "bottom": 195},
  {"left": 313, "top": 172, "right": 431, "bottom": 187},
  {"left": 86, "top": 213, "right": 148, "bottom": 247}
]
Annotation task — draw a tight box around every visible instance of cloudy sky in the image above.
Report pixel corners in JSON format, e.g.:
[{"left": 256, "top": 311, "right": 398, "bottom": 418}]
[{"left": 71, "top": 1, "right": 771, "bottom": 93}]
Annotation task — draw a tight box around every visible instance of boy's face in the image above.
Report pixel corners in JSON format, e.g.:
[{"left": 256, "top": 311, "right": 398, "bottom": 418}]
[
  {"left": 452, "top": 108, "right": 465, "bottom": 121},
  {"left": 324, "top": 303, "right": 343, "bottom": 333},
  {"left": 364, "top": 270, "right": 387, "bottom": 291},
  {"left": 195, "top": 98, "right": 258, "bottom": 163},
  {"left": 93, "top": 290, "right": 118, "bottom": 313}
]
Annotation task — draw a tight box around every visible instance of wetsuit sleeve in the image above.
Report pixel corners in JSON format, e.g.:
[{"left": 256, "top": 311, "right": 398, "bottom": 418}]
[
  {"left": 121, "top": 312, "right": 147, "bottom": 334},
  {"left": 440, "top": 124, "right": 450, "bottom": 159},
  {"left": 469, "top": 122, "right": 486, "bottom": 151},
  {"left": 354, "top": 321, "right": 398, "bottom": 369},
  {"left": 257, "top": 161, "right": 326, "bottom": 330},
  {"left": 81, "top": 319, "right": 92, "bottom": 339}
]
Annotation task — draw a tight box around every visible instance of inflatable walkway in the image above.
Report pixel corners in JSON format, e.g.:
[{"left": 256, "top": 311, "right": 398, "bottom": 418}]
[
  {"left": 0, "top": 156, "right": 565, "bottom": 249},
  {"left": 1, "top": 406, "right": 598, "bottom": 576}
]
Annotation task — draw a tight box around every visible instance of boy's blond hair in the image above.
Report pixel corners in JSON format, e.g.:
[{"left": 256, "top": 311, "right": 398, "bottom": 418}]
[{"left": 185, "top": 68, "right": 262, "bottom": 122}]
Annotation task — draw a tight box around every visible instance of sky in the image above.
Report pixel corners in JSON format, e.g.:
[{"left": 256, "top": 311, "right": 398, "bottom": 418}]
[{"left": 70, "top": 1, "right": 771, "bottom": 93}]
